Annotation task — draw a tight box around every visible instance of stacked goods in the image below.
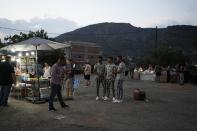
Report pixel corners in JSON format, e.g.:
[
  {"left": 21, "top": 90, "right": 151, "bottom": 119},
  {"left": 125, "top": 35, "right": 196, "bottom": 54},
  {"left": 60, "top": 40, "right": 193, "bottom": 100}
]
[
  {"left": 170, "top": 73, "right": 178, "bottom": 83},
  {"left": 134, "top": 70, "right": 140, "bottom": 80},
  {"left": 160, "top": 71, "right": 167, "bottom": 82}
]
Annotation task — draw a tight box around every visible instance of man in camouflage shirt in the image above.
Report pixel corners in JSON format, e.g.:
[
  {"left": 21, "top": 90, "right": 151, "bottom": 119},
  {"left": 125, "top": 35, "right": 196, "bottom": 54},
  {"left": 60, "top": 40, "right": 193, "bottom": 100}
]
[
  {"left": 104, "top": 57, "right": 116, "bottom": 101},
  {"left": 94, "top": 56, "right": 106, "bottom": 101}
]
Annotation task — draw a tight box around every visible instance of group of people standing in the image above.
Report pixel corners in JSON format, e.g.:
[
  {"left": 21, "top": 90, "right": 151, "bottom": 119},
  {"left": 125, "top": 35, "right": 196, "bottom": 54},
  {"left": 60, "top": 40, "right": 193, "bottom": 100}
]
[
  {"left": 0, "top": 55, "right": 126, "bottom": 111},
  {"left": 94, "top": 56, "right": 126, "bottom": 103},
  {"left": 154, "top": 64, "right": 188, "bottom": 85},
  {"left": 46, "top": 55, "right": 127, "bottom": 111}
]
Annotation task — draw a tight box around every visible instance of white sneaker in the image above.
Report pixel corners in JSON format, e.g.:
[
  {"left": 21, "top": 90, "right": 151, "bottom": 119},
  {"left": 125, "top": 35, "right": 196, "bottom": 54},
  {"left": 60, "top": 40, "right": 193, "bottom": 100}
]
[
  {"left": 112, "top": 98, "right": 117, "bottom": 103},
  {"left": 96, "top": 96, "right": 99, "bottom": 101},
  {"left": 112, "top": 97, "right": 116, "bottom": 102},
  {"left": 113, "top": 99, "right": 119, "bottom": 103},
  {"left": 114, "top": 99, "right": 123, "bottom": 103},
  {"left": 119, "top": 100, "right": 123, "bottom": 103},
  {"left": 103, "top": 96, "right": 109, "bottom": 101},
  {"left": 102, "top": 96, "right": 105, "bottom": 100}
]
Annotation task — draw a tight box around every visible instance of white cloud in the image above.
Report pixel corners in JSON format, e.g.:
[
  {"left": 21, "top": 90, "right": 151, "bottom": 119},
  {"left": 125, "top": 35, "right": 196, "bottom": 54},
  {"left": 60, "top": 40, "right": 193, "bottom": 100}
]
[
  {"left": 0, "top": 32, "right": 6, "bottom": 42},
  {"left": 148, "top": 15, "right": 196, "bottom": 28},
  {"left": 0, "top": 17, "right": 78, "bottom": 41}
]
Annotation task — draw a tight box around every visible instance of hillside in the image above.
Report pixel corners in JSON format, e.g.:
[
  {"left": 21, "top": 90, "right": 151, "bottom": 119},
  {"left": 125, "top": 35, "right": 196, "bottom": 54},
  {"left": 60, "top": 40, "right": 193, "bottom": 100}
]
[{"left": 55, "top": 23, "right": 197, "bottom": 56}]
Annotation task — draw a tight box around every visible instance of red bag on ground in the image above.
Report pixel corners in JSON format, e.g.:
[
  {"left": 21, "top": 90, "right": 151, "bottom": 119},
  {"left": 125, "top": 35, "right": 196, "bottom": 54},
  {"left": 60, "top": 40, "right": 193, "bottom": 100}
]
[{"left": 133, "top": 89, "right": 146, "bottom": 101}]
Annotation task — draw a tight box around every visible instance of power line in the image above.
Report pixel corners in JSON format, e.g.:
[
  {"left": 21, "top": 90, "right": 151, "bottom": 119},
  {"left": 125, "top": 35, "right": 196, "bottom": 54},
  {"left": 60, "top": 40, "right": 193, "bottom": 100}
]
[{"left": 0, "top": 26, "right": 61, "bottom": 35}]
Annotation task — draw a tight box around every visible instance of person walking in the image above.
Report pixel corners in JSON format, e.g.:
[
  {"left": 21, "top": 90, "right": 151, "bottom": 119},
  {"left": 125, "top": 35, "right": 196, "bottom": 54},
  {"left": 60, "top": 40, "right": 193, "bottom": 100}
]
[
  {"left": 114, "top": 56, "right": 126, "bottom": 103},
  {"left": 0, "top": 56, "right": 16, "bottom": 107},
  {"left": 104, "top": 57, "right": 116, "bottom": 102},
  {"left": 94, "top": 56, "right": 106, "bottom": 101},
  {"left": 48, "top": 56, "right": 69, "bottom": 111}
]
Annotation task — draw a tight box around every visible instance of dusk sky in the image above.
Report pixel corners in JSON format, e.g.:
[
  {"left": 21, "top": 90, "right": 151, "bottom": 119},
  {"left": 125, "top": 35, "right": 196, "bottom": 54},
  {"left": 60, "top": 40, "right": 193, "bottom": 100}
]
[{"left": 0, "top": 0, "right": 197, "bottom": 38}]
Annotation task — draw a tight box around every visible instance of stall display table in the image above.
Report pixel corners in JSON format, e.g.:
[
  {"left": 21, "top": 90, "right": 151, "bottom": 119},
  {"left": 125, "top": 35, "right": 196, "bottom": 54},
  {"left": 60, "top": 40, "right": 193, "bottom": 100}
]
[
  {"left": 25, "top": 78, "right": 50, "bottom": 103},
  {"left": 11, "top": 83, "right": 31, "bottom": 99},
  {"left": 140, "top": 70, "right": 155, "bottom": 81}
]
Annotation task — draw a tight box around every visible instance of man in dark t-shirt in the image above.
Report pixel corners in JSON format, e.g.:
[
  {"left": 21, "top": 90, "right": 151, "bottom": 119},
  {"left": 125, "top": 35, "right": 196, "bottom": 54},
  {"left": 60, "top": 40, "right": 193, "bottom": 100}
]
[{"left": 0, "top": 56, "right": 16, "bottom": 107}]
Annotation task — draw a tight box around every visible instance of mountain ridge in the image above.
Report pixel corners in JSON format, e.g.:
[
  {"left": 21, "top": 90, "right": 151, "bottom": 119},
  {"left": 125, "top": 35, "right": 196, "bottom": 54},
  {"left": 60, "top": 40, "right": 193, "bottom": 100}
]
[{"left": 55, "top": 22, "right": 197, "bottom": 56}]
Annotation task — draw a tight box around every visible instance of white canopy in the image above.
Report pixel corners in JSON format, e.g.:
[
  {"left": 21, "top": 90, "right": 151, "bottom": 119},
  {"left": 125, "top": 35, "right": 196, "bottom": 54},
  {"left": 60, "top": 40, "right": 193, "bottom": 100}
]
[{"left": 0, "top": 37, "right": 70, "bottom": 51}]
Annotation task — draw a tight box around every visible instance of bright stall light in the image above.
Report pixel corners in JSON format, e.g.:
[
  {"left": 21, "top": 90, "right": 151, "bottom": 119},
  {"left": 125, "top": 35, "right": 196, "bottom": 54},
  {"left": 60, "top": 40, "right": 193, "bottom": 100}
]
[
  {"left": 11, "top": 49, "right": 15, "bottom": 52},
  {"left": 25, "top": 52, "right": 29, "bottom": 56},
  {"left": 31, "top": 52, "right": 35, "bottom": 55},
  {"left": 18, "top": 53, "right": 22, "bottom": 57},
  {"left": 11, "top": 57, "right": 15, "bottom": 61}
]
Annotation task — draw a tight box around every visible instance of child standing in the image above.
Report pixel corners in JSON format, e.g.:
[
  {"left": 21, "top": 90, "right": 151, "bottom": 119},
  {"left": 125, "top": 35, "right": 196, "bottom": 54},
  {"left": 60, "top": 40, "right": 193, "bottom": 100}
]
[{"left": 84, "top": 60, "right": 92, "bottom": 87}]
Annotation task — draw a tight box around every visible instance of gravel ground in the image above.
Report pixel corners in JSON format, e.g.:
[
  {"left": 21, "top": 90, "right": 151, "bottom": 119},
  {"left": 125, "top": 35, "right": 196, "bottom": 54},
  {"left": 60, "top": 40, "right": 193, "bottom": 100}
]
[{"left": 0, "top": 75, "right": 197, "bottom": 131}]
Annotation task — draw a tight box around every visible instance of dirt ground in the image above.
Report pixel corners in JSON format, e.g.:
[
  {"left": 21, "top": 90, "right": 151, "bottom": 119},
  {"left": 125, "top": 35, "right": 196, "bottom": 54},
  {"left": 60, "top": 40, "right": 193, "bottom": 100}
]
[{"left": 0, "top": 75, "right": 197, "bottom": 131}]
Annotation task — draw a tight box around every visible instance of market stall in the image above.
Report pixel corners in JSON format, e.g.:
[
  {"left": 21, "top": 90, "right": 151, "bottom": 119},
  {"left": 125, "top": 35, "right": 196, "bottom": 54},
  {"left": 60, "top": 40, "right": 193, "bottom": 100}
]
[
  {"left": 14, "top": 52, "right": 48, "bottom": 100},
  {"left": 0, "top": 37, "right": 71, "bottom": 103}
]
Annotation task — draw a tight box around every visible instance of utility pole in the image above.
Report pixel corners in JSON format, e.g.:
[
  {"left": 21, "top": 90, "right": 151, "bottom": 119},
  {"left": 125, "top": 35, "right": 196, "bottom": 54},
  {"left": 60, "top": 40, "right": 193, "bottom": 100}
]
[{"left": 155, "top": 26, "right": 158, "bottom": 49}]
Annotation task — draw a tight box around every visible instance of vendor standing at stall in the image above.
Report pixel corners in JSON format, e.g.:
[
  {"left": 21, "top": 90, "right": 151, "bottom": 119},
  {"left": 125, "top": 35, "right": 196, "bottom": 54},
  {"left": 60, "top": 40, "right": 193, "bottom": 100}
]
[
  {"left": 43, "top": 62, "right": 51, "bottom": 79},
  {"left": 0, "top": 55, "right": 16, "bottom": 107},
  {"left": 48, "top": 56, "right": 69, "bottom": 111}
]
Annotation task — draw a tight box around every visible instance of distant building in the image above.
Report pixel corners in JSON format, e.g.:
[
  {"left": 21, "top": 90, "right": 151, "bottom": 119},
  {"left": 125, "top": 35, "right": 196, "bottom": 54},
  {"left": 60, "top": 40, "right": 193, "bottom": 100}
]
[{"left": 64, "top": 41, "right": 102, "bottom": 65}]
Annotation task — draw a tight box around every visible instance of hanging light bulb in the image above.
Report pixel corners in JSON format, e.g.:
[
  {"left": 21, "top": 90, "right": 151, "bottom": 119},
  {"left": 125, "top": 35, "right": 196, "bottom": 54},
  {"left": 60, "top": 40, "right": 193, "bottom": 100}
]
[
  {"left": 31, "top": 52, "right": 35, "bottom": 55},
  {"left": 25, "top": 52, "right": 29, "bottom": 56},
  {"left": 18, "top": 53, "right": 22, "bottom": 57}
]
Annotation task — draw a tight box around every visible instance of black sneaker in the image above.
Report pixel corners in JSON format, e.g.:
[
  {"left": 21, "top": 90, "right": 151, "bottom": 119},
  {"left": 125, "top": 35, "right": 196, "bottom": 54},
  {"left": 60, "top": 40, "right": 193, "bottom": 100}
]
[
  {"left": 62, "top": 104, "right": 69, "bottom": 108},
  {"left": 49, "top": 107, "right": 57, "bottom": 111}
]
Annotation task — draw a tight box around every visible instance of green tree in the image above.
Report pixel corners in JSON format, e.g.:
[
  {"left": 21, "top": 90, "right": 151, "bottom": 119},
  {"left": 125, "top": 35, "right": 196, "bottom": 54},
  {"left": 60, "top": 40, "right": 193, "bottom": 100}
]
[
  {"left": 193, "top": 37, "right": 197, "bottom": 50},
  {"left": 150, "top": 46, "right": 185, "bottom": 66},
  {"left": 136, "top": 46, "right": 186, "bottom": 67},
  {"left": 0, "top": 38, "right": 6, "bottom": 48},
  {"left": 4, "top": 29, "right": 49, "bottom": 43}
]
